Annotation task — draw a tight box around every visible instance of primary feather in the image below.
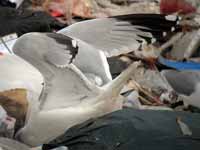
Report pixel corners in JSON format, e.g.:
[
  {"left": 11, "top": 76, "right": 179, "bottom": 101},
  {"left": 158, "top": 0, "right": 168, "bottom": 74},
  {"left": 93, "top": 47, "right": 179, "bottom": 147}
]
[{"left": 59, "top": 14, "right": 181, "bottom": 57}]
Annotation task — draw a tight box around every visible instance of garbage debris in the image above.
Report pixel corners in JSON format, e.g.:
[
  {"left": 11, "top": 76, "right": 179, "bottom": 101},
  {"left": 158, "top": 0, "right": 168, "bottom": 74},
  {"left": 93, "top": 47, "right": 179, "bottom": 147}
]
[
  {"left": 130, "top": 65, "right": 173, "bottom": 94},
  {"left": 43, "top": 0, "right": 92, "bottom": 24},
  {"left": 42, "top": 108, "right": 200, "bottom": 150},
  {"left": 0, "top": 0, "right": 200, "bottom": 149},
  {"left": 176, "top": 117, "right": 192, "bottom": 136},
  {"left": 42, "top": 0, "right": 160, "bottom": 22},
  {"left": 0, "top": 33, "right": 18, "bottom": 54},
  {"left": 157, "top": 16, "right": 200, "bottom": 70},
  {"left": 160, "top": 0, "right": 197, "bottom": 14},
  {"left": 168, "top": 32, "right": 195, "bottom": 60},
  {"left": 0, "top": 89, "right": 28, "bottom": 131},
  {"left": 162, "top": 29, "right": 200, "bottom": 62},
  {"left": 11, "top": 0, "right": 24, "bottom": 8},
  {"left": 0, "top": 106, "right": 16, "bottom": 138},
  {"left": 3, "top": 0, "right": 25, "bottom": 8},
  {"left": 162, "top": 70, "right": 200, "bottom": 109},
  {"left": 0, "top": 0, "right": 19, "bottom": 8},
  {"left": 123, "top": 90, "right": 141, "bottom": 108},
  {"left": 90, "top": 0, "right": 159, "bottom": 17},
  {"left": 0, "top": 6, "right": 66, "bottom": 37}
]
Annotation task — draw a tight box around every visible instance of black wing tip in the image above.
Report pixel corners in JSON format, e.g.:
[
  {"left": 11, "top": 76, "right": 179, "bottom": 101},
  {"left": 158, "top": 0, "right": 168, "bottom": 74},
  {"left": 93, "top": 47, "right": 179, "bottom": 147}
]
[
  {"left": 110, "top": 13, "right": 181, "bottom": 21},
  {"left": 110, "top": 13, "right": 181, "bottom": 27},
  {"left": 110, "top": 13, "right": 182, "bottom": 44},
  {"left": 46, "top": 33, "right": 79, "bottom": 64}
]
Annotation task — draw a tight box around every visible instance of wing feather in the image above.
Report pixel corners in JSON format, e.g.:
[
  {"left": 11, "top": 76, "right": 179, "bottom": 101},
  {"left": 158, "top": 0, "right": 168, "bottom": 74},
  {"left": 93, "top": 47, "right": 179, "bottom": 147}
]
[{"left": 59, "top": 14, "right": 180, "bottom": 57}]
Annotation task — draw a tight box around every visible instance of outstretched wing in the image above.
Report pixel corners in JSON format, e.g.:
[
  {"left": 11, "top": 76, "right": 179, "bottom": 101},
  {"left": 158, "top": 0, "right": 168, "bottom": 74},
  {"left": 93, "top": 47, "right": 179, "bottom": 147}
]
[
  {"left": 13, "top": 32, "right": 111, "bottom": 84},
  {"left": 59, "top": 14, "right": 180, "bottom": 57},
  {"left": 13, "top": 33, "right": 101, "bottom": 110}
]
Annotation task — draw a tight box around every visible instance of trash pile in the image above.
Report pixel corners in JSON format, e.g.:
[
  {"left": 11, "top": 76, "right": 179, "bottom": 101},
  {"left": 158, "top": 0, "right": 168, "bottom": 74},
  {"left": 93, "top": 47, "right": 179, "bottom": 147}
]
[{"left": 0, "top": 0, "right": 200, "bottom": 149}]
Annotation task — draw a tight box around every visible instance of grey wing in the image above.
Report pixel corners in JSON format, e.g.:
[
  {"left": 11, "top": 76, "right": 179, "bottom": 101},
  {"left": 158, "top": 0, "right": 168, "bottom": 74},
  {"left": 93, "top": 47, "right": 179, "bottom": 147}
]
[
  {"left": 45, "top": 33, "right": 112, "bottom": 85},
  {"left": 13, "top": 32, "right": 112, "bottom": 85},
  {"left": 12, "top": 33, "right": 100, "bottom": 110},
  {"left": 161, "top": 70, "right": 200, "bottom": 96},
  {"left": 59, "top": 14, "right": 180, "bottom": 57},
  {"left": 74, "top": 40, "right": 112, "bottom": 84},
  {"left": 39, "top": 64, "right": 100, "bottom": 111},
  {"left": 13, "top": 32, "right": 77, "bottom": 69}
]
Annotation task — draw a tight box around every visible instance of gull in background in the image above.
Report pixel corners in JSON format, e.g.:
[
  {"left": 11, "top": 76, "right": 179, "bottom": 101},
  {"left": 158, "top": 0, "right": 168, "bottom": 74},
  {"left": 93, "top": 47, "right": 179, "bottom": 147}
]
[{"left": 162, "top": 70, "right": 200, "bottom": 108}]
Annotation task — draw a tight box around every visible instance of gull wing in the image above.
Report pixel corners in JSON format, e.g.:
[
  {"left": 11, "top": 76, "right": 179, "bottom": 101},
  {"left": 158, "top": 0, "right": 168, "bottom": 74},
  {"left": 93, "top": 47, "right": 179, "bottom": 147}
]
[
  {"left": 13, "top": 33, "right": 100, "bottom": 111},
  {"left": 59, "top": 14, "right": 180, "bottom": 57}
]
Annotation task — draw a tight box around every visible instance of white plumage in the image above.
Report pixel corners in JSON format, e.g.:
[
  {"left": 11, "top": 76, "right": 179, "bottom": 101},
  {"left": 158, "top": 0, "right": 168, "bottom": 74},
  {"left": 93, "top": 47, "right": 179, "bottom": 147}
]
[
  {"left": 0, "top": 13, "right": 180, "bottom": 146},
  {"left": 11, "top": 32, "right": 140, "bottom": 146}
]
